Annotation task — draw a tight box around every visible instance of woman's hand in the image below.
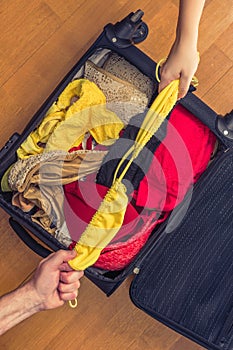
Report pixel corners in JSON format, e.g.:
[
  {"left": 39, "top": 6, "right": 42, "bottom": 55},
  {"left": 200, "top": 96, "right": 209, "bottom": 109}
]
[
  {"left": 158, "top": 0, "right": 205, "bottom": 99},
  {"left": 158, "top": 39, "right": 200, "bottom": 99}
]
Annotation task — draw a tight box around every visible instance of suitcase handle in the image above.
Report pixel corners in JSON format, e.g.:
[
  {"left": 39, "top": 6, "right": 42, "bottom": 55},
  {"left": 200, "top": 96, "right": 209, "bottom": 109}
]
[
  {"left": 9, "top": 217, "right": 53, "bottom": 258},
  {"left": 105, "top": 9, "right": 148, "bottom": 48}
]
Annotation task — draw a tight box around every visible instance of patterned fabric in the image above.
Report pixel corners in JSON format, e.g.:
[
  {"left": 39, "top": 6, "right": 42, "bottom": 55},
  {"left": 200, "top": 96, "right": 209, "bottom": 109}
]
[
  {"left": 84, "top": 60, "right": 149, "bottom": 124},
  {"left": 103, "top": 52, "right": 155, "bottom": 100},
  {"left": 9, "top": 150, "right": 107, "bottom": 233}
]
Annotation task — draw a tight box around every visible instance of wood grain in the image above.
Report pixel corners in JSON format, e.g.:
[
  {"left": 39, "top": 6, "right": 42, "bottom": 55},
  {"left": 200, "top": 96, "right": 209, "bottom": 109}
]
[{"left": 0, "top": 0, "right": 232, "bottom": 349}]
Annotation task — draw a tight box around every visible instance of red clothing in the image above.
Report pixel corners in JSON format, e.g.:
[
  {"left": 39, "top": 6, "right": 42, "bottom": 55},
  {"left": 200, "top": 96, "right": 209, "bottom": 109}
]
[
  {"left": 64, "top": 104, "right": 216, "bottom": 270},
  {"left": 135, "top": 104, "right": 216, "bottom": 211},
  {"left": 64, "top": 173, "right": 143, "bottom": 244}
]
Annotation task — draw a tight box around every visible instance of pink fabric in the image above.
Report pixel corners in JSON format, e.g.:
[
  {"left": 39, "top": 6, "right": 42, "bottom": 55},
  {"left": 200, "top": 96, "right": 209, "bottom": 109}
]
[
  {"left": 93, "top": 212, "right": 167, "bottom": 270},
  {"left": 64, "top": 173, "right": 143, "bottom": 244}
]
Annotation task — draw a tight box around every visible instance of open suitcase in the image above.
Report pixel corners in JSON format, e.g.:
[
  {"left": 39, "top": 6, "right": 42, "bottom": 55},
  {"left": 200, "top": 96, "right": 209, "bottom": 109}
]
[{"left": 0, "top": 10, "right": 232, "bottom": 350}]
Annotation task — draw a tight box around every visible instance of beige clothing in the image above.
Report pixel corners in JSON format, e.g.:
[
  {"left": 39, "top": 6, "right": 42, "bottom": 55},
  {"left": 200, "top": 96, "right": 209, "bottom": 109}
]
[{"left": 10, "top": 150, "right": 107, "bottom": 233}]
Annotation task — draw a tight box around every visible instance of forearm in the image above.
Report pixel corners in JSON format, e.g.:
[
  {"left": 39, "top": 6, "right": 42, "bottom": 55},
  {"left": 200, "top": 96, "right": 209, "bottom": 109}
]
[
  {"left": 176, "top": 0, "right": 206, "bottom": 46},
  {"left": 0, "top": 251, "right": 82, "bottom": 336},
  {"left": 158, "top": 0, "right": 205, "bottom": 96},
  {"left": 0, "top": 281, "right": 42, "bottom": 336}
]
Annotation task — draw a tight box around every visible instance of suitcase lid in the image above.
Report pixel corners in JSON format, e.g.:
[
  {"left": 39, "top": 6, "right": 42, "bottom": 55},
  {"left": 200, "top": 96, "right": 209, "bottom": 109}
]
[{"left": 129, "top": 148, "right": 233, "bottom": 350}]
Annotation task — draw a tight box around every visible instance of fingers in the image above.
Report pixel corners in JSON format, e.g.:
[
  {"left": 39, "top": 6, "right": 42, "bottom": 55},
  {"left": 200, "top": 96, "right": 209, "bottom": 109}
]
[
  {"left": 158, "top": 79, "right": 171, "bottom": 94},
  {"left": 53, "top": 249, "right": 77, "bottom": 265},
  {"left": 59, "top": 291, "right": 78, "bottom": 302},
  {"left": 178, "top": 74, "right": 190, "bottom": 99},
  {"left": 58, "top": 279, "right": 81, "bottom": 294},
  {"left": 58, "top": 270, "right": 84, "bottom": 301},
  {"left": 60, "top": 270, "right": 84, "bottom": 284},
  {"left": 158, "top": 73, "right": 191, "bottom": 99},
  {"left": 158, "top": 65, "right": 174, "bottom": 94},
  {"left": 158, "top": 66, "right": 191, "bottom": 99},
  {"left": 58, "top": 280, "right": 80, "bottom": 299},
  {"left": 31, "top": 250, "right": 84, "bottom": 309}
]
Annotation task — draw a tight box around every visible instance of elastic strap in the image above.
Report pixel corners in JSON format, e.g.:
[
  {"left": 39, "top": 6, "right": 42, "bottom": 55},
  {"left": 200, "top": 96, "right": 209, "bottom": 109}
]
[
  {"left": 155, "top": 57, "right": 199, "bottom": 88},
  {"left": 69, "top": 296, "right": 78, "bottom": 309}
]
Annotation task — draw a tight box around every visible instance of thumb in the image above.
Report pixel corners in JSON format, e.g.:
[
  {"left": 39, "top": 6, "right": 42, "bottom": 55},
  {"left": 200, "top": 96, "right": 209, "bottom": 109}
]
[
  {"left": 58, "top": 250, "right": 77, "bottom": 271},
  {"left": 178, "top": 74, "right": 190, "bottom": 99},
  {"left": 158, "top": 65, "right": 172, "bottom": 94},
  {"left": 44, "top": 250, "right": 77, "bottom": 271},
  {"left": 62, "top": 249, "right": 77, "bottom": 262}
]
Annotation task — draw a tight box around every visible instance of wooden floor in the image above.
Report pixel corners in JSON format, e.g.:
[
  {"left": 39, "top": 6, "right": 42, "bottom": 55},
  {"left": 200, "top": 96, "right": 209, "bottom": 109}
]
[{"left": 0, "top": 0, "right": 232, "bottom": 349}]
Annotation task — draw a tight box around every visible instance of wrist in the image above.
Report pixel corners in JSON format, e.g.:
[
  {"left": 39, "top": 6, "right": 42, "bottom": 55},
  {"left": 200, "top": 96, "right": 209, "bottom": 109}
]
[
  {"left": 175, "top": 27, "right": 198, "bottom": 50},
  {"left": 22, "top": 280, "right": 45, "bottom": 313},
  {"left": 0, "top": 281, "right": 44, "bottom": 335}
]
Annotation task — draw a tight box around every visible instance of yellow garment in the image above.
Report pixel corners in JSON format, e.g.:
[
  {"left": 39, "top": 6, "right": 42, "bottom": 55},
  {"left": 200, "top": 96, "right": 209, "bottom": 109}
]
[
  {"left": 68, "top": 180, "right": 128, "bottom": 271},
  {"left": 1, "top": 165, "right": 14, "bottom": 192},
  {"left": 17, "top": 79, "right": 123, "bottom": 159},
  {"left": 68, "top": 79, "right": 179, "bottom": 271},
  {"left": 45, "top": 105, "right": 123, "bottom": 152}
]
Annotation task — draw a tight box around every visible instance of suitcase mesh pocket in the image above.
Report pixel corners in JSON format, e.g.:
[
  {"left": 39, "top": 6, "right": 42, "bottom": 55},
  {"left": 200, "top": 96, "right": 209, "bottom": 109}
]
[{"left": 130, "top": 149, "right": 233, "bottom": 348}]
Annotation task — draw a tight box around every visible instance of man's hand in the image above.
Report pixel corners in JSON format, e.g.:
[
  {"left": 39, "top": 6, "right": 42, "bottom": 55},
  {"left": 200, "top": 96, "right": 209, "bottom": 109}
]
[
  {"left": 30, "top": 250, "right": 84, "bottom": 311},
  {"left": 0, "top": 250, "right": 84, "bottom": 335}
]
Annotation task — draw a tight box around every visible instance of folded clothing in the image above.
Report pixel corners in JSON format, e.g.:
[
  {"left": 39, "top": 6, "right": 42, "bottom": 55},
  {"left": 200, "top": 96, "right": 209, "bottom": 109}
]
[
  {"left": 17, "top": 79, "right": 123, "bottom": 159},
  {"left": 84, "top": 60, "right": 149, "bottom": 124},
  {"left": 64, "top": 104, "right": 216, "bottom": 270},
  {"left": 64, "top": 173, "right": 161, "bottom": 270},
  {"left": 103, "top": 52, "right": 155, "bottom": 101},
  {"left": 135, "top": 104, "right": 217, "bottom": 211},
  {"left": 8, "top": 150, "right": 107, "bottom": 234}
]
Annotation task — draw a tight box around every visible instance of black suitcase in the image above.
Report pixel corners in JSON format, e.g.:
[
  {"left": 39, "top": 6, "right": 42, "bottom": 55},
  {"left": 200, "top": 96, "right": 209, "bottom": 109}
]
[{"left": 0, "top": 10, "right": 232, "bottom": 350}]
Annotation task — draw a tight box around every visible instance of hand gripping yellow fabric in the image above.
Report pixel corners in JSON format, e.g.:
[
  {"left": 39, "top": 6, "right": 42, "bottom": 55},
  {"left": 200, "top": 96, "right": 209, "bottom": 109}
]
[{"left": 68, "top": 79, "right": 180, "bottom": 272}]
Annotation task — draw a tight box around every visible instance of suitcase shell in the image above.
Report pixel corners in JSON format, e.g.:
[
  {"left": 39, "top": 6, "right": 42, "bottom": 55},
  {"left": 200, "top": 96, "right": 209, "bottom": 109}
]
[
  {"left": 130, "top": 146, "right": 233, "bottom": 350},
  {"left": 0, "top": 11, "right": 232, "bottom": 350}
]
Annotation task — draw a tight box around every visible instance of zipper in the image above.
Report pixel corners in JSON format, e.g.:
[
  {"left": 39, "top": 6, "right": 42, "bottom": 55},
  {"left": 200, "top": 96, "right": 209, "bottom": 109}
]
[
  {"left": 217, "top": 305, "right": 233, "bottom": 349},
  {"left": 131, "top": 218, "right": 170, "bottom": 273}
]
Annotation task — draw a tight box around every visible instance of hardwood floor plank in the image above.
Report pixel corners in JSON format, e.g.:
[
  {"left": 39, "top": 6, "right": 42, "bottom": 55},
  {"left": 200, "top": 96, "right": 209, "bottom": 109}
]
[
  {"left": 0, "top": 1, "right": 62, "bottom": 87},
  {"left": 0, "top": 86, "right": 23, "bottom": 148},
  {"left": 198, "top": 0, "right": 233, "bottom": 54},
  {"left": 138, "top": 1, "right": 179, "bottom": 60},
  {"left": 0, "top": 213, "right": 40, "bottom": 295},
  {"left": 202, "top": 66, "right": 233, "bottom": 114},
  {"left": 194, "top": 44, "right": 232, "bottom": 98},
  {"left": 169, "top": 337, "right": 204, "bottom": 350},
  {"left": 45, "top": 0, "right": 87, "bottom": 21},
  {"left": 0, "top": 1, "right": 232, "bottom": 349},
  {"left": 215, "top": 23, "right": 233, "bottom": 61}
]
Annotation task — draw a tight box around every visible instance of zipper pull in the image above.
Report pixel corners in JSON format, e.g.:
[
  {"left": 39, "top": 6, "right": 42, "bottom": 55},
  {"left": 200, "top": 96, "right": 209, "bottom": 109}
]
[{"left": 133, "top": 267, "right": 140, "bottom": 275}]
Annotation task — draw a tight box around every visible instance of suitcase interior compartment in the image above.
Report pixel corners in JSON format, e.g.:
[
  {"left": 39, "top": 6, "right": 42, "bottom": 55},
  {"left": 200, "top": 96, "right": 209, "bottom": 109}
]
[
  {"left": 0, "top": 36, "right": 230, "bottom": 297},
  {"left": 1, "top": 10, "right": 232, "bottom": 348},
  {"left": 129, "top": 147, "right": 233, "bottom": 350},
  {"left": 0, "top": 43, "right": 161, "bottom": 295}
]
